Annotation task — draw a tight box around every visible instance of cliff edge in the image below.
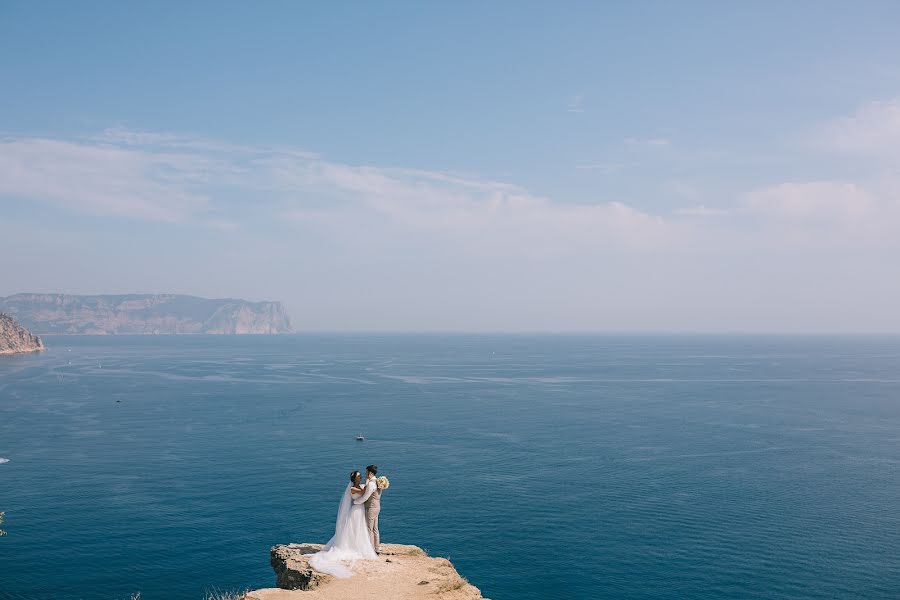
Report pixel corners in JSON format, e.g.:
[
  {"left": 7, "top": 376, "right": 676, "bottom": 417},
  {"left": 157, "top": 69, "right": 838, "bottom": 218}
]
[
  {"left": 0, "top": 313, "right": 44, "bottom": 355},
  {"left": 246, "top": 543, "right": 487, "bottom": 600}
]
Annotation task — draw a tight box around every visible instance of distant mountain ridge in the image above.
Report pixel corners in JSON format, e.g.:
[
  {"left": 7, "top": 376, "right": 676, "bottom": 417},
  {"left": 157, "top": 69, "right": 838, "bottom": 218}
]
[{"left": 0, "top": 294, "right": 293, "bottom": 335}]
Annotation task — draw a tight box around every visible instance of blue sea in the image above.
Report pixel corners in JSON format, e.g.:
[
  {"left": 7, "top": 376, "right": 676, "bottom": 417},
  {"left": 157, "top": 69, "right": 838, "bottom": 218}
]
[{"left": 1, "top": 335, "right": 899, "bottom": 599}]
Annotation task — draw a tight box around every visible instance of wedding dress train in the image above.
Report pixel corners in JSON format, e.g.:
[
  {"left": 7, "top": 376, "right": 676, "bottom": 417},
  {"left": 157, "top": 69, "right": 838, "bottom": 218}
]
[{"left": 308, "top": 483, "right": 377, "bottom": 578}]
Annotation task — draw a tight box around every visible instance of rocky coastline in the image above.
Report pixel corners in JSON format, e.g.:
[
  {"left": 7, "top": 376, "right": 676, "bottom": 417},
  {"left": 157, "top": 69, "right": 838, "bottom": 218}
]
[
  {"left": 247, "top": 543, "right": 486, "bottom": 600},
  {"left": 0, "top": 313, "right": 44, "bottom": 355}
]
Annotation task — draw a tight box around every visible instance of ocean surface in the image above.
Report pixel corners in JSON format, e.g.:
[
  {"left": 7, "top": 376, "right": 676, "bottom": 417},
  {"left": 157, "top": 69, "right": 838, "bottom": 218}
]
[{"left": 1, "top": 334, "right": 898, "bottom": 600}]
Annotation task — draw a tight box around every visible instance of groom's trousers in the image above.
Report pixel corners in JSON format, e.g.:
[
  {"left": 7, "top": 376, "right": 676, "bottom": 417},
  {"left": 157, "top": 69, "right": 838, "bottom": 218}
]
[{"left": 366, "top": 506, "right": 380, "bottom": 552}]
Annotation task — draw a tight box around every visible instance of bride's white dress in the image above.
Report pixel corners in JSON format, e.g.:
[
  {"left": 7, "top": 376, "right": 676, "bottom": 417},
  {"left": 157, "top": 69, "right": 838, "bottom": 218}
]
[{"left": 308, "top": 483, "right": 377, "bottom": 578}]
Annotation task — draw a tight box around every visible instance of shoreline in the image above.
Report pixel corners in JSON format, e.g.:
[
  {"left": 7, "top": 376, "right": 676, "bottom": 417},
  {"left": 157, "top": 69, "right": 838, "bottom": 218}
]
[{"left": 0, "top": 347, "right": 43, "bottom": 355}]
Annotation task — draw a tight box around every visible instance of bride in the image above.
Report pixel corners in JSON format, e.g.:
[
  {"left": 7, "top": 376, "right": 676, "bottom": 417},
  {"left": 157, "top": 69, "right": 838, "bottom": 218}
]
[{"left": 308, "top": 470, "right": 377, "bottom": 578}]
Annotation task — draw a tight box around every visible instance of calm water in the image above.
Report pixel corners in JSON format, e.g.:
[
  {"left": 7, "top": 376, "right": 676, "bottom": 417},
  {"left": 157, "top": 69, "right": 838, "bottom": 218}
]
[{"left": 1, "top": 335, "right": 899, "bottom": 599}]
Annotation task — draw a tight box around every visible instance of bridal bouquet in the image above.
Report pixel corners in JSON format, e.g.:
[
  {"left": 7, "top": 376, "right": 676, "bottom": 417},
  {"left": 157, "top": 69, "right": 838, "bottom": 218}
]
[{"left": 376, "top": 476, "right": 390, "bottom": 491}]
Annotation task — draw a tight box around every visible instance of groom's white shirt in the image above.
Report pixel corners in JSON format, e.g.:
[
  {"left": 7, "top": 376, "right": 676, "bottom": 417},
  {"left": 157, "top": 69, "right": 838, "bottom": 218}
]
[{"left": 354, "top": 477, "right": 376, "bottom": 505}]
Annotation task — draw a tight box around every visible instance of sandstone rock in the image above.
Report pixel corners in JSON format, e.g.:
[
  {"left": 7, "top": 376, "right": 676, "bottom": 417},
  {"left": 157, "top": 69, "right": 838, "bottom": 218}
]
[
  {"left": 248, "top": 542, "right": 487, "bottom": 600},
  {"left": 0, "top": 313, "right": 44, "bottom": 355},
  {"left": 270, "top": 543, "right": 332, "bottom": 590}
]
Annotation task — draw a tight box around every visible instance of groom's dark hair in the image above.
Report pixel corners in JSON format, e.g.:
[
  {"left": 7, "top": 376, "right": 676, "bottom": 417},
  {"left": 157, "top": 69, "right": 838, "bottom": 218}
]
[{"left": 366, "top": 464, "right": 378, "bottom": 476}]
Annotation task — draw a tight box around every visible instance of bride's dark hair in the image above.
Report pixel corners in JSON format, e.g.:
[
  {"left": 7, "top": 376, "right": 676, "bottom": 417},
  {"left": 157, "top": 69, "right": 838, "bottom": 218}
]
[{"left": 349, "top": 470, "right": 361, "bottom": 484}]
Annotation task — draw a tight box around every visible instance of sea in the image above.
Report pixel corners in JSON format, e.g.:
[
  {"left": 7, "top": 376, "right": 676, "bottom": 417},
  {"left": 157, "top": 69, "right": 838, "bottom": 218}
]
[{"left": 0, "top": 334, "right": 898, "bottom": 600}]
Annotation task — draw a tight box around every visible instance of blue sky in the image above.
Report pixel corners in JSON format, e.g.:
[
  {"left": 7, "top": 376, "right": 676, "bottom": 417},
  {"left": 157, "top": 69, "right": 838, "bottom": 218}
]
[{"left": 2, "top": 2, "right": 900, "bottom": 331}]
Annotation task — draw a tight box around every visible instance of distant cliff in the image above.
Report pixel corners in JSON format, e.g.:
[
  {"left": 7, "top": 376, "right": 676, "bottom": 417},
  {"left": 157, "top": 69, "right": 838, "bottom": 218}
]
[
  {"left": 0, "top": 294, "right": 293, "bottom": 335},
  {"left": 0, "top": 313, "right": 44, "bottom": 354}
]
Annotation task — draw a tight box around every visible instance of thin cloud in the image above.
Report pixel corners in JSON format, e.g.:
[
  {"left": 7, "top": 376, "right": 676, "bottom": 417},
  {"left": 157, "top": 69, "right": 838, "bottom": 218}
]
[
  {"left": 1, "top": 123, "right": 898, "bottom": 258},
  {"left": 744, "top": 181, "right": 874, "bottom": 220},
  {"left": 673, "top": 206, "right": 730, "bottom": 217},
  {"left": 819, "top": 98, "right": 900, "bottom": 157},
  {"left": 0, "top": 137, "right": 209, "bottom": 222}
]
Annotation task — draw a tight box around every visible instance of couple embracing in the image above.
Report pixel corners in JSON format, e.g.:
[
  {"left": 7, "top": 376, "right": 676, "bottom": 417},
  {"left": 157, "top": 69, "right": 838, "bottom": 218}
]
[{"left": 309, "top": 465, "right": 387, "bottom": 578}]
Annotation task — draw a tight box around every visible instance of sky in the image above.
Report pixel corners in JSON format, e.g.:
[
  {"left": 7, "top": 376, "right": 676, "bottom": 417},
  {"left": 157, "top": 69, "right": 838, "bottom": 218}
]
[{"left": 2, "top": 1, "right": 900, "bottom": 332}]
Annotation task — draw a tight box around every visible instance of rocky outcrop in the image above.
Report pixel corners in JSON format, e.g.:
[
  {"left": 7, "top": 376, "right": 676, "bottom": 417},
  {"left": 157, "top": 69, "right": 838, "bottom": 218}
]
[
  {"left": 0, "top": 293, "right": 293, "bottom": 335},
  {"left": 0, "top": 313, "right": 44, "bottom": 355},
  {"left": 270, "top": 544, "right": 334, "bottom": 591},
  {"left": 247, "top": 543, "right": 486, "bottom": 600}
]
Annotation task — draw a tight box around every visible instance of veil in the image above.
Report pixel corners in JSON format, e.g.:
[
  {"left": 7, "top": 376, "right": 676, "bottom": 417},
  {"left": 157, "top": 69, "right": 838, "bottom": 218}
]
[
  {"left": 309, "top": 483, "right": 374, "bottom": 578},
  {"left": 324, "top": 484, "right": 352, "bottom": 553}
]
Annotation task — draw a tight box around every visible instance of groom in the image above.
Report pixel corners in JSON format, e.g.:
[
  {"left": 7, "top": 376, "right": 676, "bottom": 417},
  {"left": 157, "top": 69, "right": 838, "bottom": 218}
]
[{"left": 353, "top": 464, "right": 381, "bottom": 553}]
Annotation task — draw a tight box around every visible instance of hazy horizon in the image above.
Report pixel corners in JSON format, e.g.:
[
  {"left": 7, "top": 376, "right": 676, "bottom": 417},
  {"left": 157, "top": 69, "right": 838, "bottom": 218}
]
[{"left": 3, "top": 3, "right": 900, "bottom": 333}]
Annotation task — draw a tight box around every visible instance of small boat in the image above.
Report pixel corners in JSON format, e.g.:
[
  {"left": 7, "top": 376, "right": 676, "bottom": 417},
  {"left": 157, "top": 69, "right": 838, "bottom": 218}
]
[{"left": 355, "top": 434, "right": 365, "bottom": 441}]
